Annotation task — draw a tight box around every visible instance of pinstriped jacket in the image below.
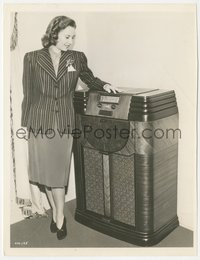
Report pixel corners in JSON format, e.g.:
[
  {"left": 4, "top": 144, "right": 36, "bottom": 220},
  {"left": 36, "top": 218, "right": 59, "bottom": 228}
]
[{"left": 21, "top": 48, "right": 108, "bottom": 132}]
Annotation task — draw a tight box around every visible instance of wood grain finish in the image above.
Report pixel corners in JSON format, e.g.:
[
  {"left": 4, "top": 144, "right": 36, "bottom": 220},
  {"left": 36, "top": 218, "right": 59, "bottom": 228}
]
[
  {"left": 135, "top": 144, "right": 178, "bottom": 233},
  {"left": 103, "top": 154, "right": 111, "bottom": 217},
  {"left": 80, "top": 115, "right": 130, "bottom": 153}
]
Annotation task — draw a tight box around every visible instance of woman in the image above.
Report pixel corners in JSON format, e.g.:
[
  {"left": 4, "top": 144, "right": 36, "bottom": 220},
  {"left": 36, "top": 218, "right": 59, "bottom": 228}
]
[{"left": 21, "top": 15, "right": 118, "bottom": 240}]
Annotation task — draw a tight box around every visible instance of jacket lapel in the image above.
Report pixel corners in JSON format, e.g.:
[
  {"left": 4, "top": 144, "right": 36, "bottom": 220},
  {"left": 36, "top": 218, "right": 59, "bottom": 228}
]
[
  {"left": 37, "top": 48, "right": 57, "bottom": 82},
  {"left": 37, "top": 48, "right": 74, "bottom": 82},
  {"left": 57, "top": 50, "right": 74, "bottom": 81}
]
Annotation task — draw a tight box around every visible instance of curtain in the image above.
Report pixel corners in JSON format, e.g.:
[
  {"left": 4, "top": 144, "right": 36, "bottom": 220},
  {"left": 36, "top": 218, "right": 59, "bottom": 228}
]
[
  {"left": 10, "top": 13, "right": 50, "bottom": 220},
  {"left": 10, "top": 12, "right": 32, "bottom": 218}
]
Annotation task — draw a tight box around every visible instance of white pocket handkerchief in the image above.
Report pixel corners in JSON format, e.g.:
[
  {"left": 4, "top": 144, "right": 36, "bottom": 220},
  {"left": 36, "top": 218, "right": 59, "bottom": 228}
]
[{"left": 68, "top": 65, "right": 76, "bottom": 72}]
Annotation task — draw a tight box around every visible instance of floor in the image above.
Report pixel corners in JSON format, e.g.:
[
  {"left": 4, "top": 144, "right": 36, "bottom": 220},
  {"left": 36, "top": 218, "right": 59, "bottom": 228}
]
[{"left": 10, "top": 199, "right": 193, "bottom": 248}]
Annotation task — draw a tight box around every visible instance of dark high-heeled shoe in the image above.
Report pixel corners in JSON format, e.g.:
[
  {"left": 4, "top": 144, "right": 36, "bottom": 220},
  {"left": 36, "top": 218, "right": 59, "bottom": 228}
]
[
  {"left": 50, "top": 218, "right": 57, "bottom": 233},
  {"left": 56, "top": 217, "right": 67, "bottom": 240}
]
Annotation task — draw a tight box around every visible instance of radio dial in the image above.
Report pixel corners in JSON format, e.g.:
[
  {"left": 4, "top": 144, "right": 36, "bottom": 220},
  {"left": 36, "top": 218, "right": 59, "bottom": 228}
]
[
  {"left": 97, "top": 103, "right": 102, "bottom": 108},
  {"left": 111, "top": 104, "right": 116, "bottom": 109}
]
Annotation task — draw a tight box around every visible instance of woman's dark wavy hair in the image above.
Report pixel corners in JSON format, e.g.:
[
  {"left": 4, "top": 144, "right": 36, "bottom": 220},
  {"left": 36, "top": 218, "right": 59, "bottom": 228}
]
[{"left": 41, "top": 16, "right": 76, "bottom": 48}]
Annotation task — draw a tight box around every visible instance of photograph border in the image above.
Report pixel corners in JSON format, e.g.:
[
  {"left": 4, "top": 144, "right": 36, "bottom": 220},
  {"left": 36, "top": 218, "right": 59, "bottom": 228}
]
[{"left": 3, "top": 2, "right": 198, "bottom": 256}]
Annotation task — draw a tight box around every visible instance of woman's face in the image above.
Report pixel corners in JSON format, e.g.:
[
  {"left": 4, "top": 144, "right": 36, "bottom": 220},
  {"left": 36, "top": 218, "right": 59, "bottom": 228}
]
[{"left": 55, "top": 26, "right": 76, "bottom": 51}]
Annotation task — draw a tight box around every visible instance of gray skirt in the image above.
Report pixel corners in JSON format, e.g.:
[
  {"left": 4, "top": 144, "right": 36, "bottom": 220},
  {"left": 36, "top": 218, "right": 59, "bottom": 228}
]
[{"left": 27, "top": 121, "right": 73, "bottom": 188}]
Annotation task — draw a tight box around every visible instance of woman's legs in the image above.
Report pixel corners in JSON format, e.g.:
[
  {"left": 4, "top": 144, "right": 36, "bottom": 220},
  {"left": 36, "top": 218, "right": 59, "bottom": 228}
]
[
  {"left": 45, "top": 187, "right": 57, "bottom": 222},
  {"left": 45, "top": 186, "right": 65, "bottom": 229},
  {"left": 51, "top": 187, "right": 65, "bottom": 229}
]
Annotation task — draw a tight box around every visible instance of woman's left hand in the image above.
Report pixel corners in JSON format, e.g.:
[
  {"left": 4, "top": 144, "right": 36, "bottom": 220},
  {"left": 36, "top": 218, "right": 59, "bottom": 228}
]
[{"left": 103, "top": 84, "right": 120, "bottom": 94}]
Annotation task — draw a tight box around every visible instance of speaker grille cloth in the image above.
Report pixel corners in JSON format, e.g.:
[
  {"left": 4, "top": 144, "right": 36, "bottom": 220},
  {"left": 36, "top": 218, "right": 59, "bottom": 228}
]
[
  {"left": 83, "top": 148, "right": 104, "bottom": 215},
  {"left": 110, "top": 154, "right": 135, "bottom": 226}
]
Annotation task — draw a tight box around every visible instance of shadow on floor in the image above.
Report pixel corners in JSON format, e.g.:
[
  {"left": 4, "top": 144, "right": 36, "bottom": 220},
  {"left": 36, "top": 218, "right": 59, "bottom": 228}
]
[{"left": 10, "top": 199, "right": 193, "bottom": 248}]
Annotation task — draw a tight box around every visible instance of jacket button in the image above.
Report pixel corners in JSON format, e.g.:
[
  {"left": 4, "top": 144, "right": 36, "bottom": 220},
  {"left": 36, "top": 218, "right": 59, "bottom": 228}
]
[
  {"left": 55, "top": 110, "right": 59, "bottom": 113},
  {"left": 55, "top": 98, "right": 57, "bottom": 101},
  {"left": 54, "top": 84, "right": 58, "bottom": 88}
]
